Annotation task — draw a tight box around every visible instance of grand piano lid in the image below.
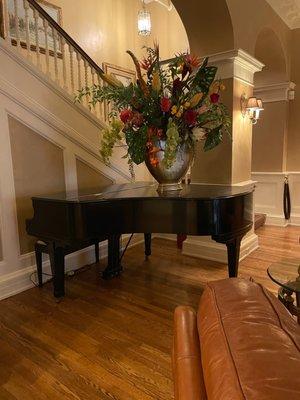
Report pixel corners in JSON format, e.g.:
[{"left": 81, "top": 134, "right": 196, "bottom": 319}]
[{"left": 31, "top": 181, "right": 255, "bottom": 203}]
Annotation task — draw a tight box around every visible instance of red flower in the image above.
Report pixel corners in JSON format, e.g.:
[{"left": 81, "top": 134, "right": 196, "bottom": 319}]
[
  {"left": 210, "top": 93, "right": 220, "bottom": 104},
  {"left": 185, "top": 54, "right": 201, "bottom": 69},
  {"left": 160, "top": 97, "right": 172, "bottom": 113},
  {"left": 184, "top": 109, "right": 198, "bottom": 127},
  {"left": 120, "top": 109, "right": 133, "bottom": 123},
  {"left": 131, "top": 112, "right": 144, "bottom": 127}
]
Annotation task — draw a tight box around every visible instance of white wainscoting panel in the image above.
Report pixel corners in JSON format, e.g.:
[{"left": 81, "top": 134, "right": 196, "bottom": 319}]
[{"left": 252, "top": 172, "right": 300, "bottom": 226}]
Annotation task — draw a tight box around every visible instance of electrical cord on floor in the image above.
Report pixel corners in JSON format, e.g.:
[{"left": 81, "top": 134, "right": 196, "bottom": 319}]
[
  {"left": 120, "top": 233, "right": 134, "bottom": 262},
  {"left": 30, "top": 271, "right": 53, "bottom": 287}
]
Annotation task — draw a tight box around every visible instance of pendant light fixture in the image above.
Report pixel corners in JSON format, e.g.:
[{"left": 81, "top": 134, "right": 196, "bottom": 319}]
[{"left": 138, "top": 0, "right": 151, "bottom": 36}]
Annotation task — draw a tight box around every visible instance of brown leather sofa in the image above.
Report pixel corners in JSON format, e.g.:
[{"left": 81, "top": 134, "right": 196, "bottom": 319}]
[{"left": 173, "top": 278, "right": 300, "bottom": 400}]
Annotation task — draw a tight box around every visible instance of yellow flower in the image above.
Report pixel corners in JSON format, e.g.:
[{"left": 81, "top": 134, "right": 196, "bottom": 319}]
[
  {"left": 152, "top": 70, "right": 161, "bottom": 91},
  {"left": 220, "top": 83, "right": 226, "bottom": 91},
  {"left": 184, "top": 101, "right": 191, "bottom": 109},
  {"left": 176, "top": 106, "right": 184, "bottom": 118},
  {"left": 171, "top": 105, "right": 178, "bottom": 115},
  {"left": 190, "top": 93, "right": 203, "bottom": 107},
  {"left": 177, "top": 63, "right": 184, "bottom": 72}
]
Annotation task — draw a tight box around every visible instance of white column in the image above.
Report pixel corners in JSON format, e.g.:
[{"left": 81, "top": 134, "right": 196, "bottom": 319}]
[{"left": 182, "top": 49, "right": 264, "bottom": 263}]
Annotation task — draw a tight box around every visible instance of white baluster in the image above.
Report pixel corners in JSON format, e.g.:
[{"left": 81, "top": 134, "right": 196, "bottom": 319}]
[
  {"left": 2, "top": 0, "right": 11, "bottom": 41},
  {"left": 77, "top": 52, "right": 82, "bottom": 90},
  {"left": 33, "top": 8, "right": 41, "bottom": 68},
  {"left": 13, "top": 0, "right": 21, "bottom": 48},
  {"left": 83, "top": 59, "right": 89, "bottom": 107},
  {"left": 52, "top": 26, "right": 59, "bottom": 84},
  {"left": 43, "top": 19, "right": 50, "bottom": 76},
  {"left": 69, "top": 45, "right": 75, "bottom": 93},
  {"left": 23, "top": 0, "right": 31, "bottom": 59},
  {"left": 60, "top": 37, "right": 68, "bottom": 91},
  {"left": 91, "top": 68, "right": 98, "bottom": 117},
  {"left": 97, "top": 73, "right": 104, "bottom": 119}
]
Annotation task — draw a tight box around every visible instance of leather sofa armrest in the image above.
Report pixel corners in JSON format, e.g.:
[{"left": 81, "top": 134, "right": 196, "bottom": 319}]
[{"left": 173, "top": 306, "right": 207, "bottom": 400}]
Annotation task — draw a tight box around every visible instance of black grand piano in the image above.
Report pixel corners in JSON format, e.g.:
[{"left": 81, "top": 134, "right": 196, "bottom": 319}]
[{"left": 26, "top": 182, "right": 254, "bottom": 298}]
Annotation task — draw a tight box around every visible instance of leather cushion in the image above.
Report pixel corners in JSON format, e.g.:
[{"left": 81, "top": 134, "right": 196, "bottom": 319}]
[
  {"left": 173, "top": 306, "right": 207, "bottom": 400},
  {"left": 198, "top": 278, "right": 300, "bottom": 400}
]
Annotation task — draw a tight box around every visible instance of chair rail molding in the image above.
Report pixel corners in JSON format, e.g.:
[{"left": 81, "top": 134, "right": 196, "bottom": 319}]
[{"left": 254, "top": 82, "right": 296, "bottom": 103}]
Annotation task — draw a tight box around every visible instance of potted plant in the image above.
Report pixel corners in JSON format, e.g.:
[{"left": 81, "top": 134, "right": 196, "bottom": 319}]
[{"left": 77, "top": 45, "right": 231, "bottom": 192}]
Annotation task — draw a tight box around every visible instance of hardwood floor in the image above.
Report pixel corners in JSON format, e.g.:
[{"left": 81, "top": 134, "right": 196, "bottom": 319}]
[{"left": 0, "top": 225, "right": 300, "bottom": 399}]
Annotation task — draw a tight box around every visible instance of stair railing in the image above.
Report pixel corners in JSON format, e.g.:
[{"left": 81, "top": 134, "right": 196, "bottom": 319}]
[{"left": 0, "top": 0, "right": 105, "bottom": 120}]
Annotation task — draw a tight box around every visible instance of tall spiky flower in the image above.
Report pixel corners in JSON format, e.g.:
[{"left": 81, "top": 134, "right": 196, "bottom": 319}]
[{"left": 127, "top": 50, "right": 149, "bottom": 96}]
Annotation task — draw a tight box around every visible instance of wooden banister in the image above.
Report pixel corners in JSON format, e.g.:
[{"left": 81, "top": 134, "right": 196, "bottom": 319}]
[{"left": 26, "top": 0, "right": 104, "bottom": 75}]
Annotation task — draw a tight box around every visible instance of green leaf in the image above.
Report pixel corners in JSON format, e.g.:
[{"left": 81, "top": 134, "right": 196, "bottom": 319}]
[
  {"left": 203, "top": 128, "right": 223, "bottom": 151},
  {"left": 125, "top": 126, "right": 148, "bottom": 165}
]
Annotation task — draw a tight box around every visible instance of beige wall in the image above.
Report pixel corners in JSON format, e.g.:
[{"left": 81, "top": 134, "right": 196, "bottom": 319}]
[
  {"left": 191, "top": 78, "right": 233, "bottom": 184},
  {"left": 232, "top": 79, "right": 254, "bottom": 184},
  {"left": 0, "top": 228, "right": 2, "bottom": 261},
  {"left": 254, "top": 28, "right": 288, "bottom": 86},
  {"left": 9, "top": 117, "right": 66, "bottom": 254},
  {"left": 252, "top": 101, "right": 288, "bottom": 172},
  {"left": 173, "top": 0, "right": 234, "bottom": 56},
  {"left": 287, "top": 28, "right": 300, "bottom": 171},
  {"left": 76, "top": 159, "right": 113, "bottom": 195},
  {"left": 50, "top": 0, "right": 189, "bottom": 69}
]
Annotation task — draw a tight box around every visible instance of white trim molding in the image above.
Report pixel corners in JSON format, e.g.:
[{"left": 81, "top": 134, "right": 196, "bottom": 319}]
[
  {"left": 208, "top": 49, "right": 265, "bottom": 86},
  {"left": 254, "top": 82, "right": 296, "bottom": 103}
]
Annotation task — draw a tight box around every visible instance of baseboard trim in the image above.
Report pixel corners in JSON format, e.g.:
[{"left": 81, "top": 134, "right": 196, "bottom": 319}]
[
  {"left": 182, "top": 233, "right": 259, "bottom": 263},
  {"left": 265, "top": 214, "right": 289, "bottom": 227},
  {"left": 0, "top": 233, "right": 144, "bottom": 301}
]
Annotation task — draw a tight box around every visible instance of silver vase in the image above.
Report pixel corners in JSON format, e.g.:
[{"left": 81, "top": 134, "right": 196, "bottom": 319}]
[{"left": 145, "top": 140, "right": 194, "bottom": 193}]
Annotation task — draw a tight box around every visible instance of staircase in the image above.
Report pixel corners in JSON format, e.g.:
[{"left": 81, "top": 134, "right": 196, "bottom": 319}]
[
  {"left": 2, "top": 0, "right": 106, "bottom": 122},
  {"left": 0, "top": 0, "right": 145, "bottom": 300}
]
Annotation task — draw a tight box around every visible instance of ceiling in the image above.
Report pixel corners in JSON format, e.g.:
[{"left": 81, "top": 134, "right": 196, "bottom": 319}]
[{"left": 265, "top": 0, "right": 300, "bottom": 29}]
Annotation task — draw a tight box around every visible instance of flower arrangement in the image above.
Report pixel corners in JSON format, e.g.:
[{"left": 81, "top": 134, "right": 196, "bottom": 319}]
[{"left": 76, "top": 45, "right": 231, "bottom": 173}]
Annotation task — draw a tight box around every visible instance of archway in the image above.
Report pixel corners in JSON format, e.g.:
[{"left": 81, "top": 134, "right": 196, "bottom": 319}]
[
  {"left": 252, "top": 28, "right": 288, "bottom": 173},
  {"left": 172, "top": 0, "right": 234, "bottom": 56},
  {"left": 254, "top": 28, "right": 288, "bottom": 87}
]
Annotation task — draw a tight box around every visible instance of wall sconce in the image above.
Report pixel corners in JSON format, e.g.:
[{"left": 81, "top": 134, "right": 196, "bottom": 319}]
[
  {"left": 138, "top": 1, "right": 151, "bottom": 36},
  {"left": 241, "top": 95, "right": 264, "bottom": 125}
]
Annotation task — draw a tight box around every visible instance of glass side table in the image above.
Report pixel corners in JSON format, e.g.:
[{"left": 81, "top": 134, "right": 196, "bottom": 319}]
[{"left": 268, "top": 259, "right": 300, "bottom": 324}]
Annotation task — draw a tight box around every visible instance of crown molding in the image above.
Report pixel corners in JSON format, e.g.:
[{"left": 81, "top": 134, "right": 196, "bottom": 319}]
[
  {"left": 254, "top": 82, "right": 296, "bottom": 102},
  {"left": 208, "top": 49, "right": 265, "bottom": 86}
]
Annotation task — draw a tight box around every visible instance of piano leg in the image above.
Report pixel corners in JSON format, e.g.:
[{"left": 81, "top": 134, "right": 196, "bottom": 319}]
[
  {"left": 49, "top": 244, "right": 65, "bottom": 298},
  {"left": 225, "top": 237, "right": 242, "bottom": 278},
  {"left": 144, "top": 233, "right": 152, "bottom": 260},
  {"left": 103, "top": 234, "right": 123, "bottom": 279},
  {"left": 213, "top": 235, "right": 243, "bottom": 278}
]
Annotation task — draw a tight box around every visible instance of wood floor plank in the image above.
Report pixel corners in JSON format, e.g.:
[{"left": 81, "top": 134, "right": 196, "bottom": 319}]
[{"left": 0, "top": 225, "right": 300, "bottom": 399}]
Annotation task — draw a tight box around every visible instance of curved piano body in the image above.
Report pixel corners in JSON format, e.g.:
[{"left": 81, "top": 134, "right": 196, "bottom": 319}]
[{"left": 26, "top": 182, "right": 254, "bottom": 297}]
